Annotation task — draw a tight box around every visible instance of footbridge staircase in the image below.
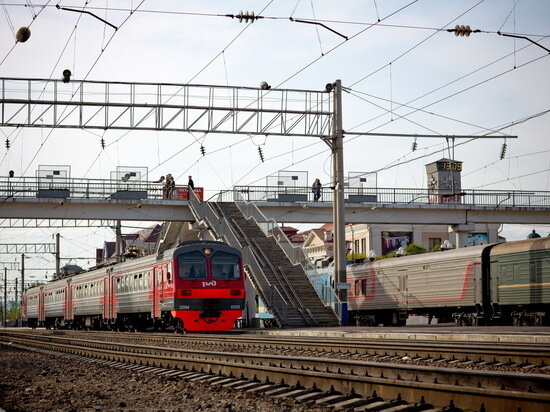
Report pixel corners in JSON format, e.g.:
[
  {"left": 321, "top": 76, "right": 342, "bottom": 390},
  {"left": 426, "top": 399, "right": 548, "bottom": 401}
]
[{"left": 187, "top": 192, "right": 341, "bottom": 328}]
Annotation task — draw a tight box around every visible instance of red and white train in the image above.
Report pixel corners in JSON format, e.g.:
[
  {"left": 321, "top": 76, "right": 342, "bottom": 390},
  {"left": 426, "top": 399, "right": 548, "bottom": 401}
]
[{"left": 23, "top": 241, "right": 246, "bottom": 332}]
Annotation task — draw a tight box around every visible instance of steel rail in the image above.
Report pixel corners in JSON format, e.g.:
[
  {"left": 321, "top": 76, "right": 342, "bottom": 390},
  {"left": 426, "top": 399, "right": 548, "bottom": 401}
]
[
  {"left": 1, "top": 331, "right": 549, "bottom": 411},
  {"left": 16, "top": 329, "right": 549, "bottom": 366}
]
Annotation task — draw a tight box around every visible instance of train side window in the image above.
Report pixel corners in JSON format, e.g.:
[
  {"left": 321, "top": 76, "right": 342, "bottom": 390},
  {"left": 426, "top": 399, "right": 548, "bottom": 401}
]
[
  {"left": 179, "top": 252, "right": 207, "bottom": 280},
  {"left": 212, "top": 251, "right": 240, "bottom": 280},
  {"left": 354, "top": 280, "right": 361, "bottom": 296},
  {"left": 361, "top": 279, "right": 367, "bottom": 295}
]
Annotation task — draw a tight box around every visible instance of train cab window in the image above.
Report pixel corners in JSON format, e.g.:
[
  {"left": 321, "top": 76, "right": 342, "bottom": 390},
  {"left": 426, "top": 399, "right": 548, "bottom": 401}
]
[
  {"left": 212, "top": 251, "right": 240, "bottom": 280},
  {"left": 179, "top": 252, "right": 207, "bottom": 280}
]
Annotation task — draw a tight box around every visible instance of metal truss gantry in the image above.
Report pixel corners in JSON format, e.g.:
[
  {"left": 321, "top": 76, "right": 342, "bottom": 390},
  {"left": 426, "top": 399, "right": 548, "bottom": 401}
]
[
  {"left": 0, "top": 243, "right": 56, "bottom": 254},
  {"left": 0, "top": 78, "right": 333, "bottom": 137},
  {"left": 0, "top": 218, "right": 117, "bottom": 229}
]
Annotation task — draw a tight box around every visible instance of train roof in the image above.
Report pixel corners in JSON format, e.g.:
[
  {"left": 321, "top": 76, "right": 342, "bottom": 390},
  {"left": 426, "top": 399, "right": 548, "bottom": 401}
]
[
  {"left": 349, "top": 244, "right": 488, "bottom": 271},
  {"left": 490, "top": 237, "right": 550, "bottom": 256}
]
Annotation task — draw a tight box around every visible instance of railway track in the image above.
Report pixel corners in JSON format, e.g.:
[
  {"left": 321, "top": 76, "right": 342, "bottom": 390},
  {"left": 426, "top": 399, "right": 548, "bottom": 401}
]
[
  {"left": 8, "top": 329, "right": 549, "bottom": 372},
  {"left": 1, "top": 330, "right": 549, "bottom": 411}
]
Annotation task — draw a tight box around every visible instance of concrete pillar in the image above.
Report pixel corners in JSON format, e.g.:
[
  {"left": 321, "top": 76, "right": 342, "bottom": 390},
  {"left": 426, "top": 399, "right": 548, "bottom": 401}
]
[{"left": 448, "top": 223, "right": 476, "bottom": 248}]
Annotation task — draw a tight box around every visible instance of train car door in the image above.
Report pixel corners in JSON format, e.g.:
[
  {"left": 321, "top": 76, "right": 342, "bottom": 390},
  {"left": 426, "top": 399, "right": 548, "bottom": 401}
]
[
  {"left": 398, "top": 269, "right": 408, "bottom": 308},
  {"left": 111, "top": 273, "right": 118, "bottom": 320},
  {"left": 65, "top": 280, "right": 73, "bottom": 321},
  {"left": 103, "top": 276, "right": 110, "bottom": 320},
  {"left": 38, "top": 287, "right": 45, "bottom": 324},
  {"left": 152, "top": 267, "right": 162, "bottom": 318}
]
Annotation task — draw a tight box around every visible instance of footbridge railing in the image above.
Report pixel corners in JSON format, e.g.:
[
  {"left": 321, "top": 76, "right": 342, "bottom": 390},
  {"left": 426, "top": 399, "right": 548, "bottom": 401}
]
[{"left": 224, "top": 185, "right": 550, "bottom": 208}]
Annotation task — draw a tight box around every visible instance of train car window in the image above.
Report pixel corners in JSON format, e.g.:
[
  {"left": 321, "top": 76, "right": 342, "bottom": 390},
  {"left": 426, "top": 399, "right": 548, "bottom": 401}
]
[
  {"left": 165, "top": 264, "right": 172, "bottom": 283},
  {"left": 212, "top": 251, "right": 240, "bottom": 280},
  {"left": 355, "top": 280, "right": 361, "bottom": 296},
  {"left": 179, "top": 252, "right": 207, "bottom": 280},
  {"left": 361, "top": 279, "right": 367, "bottom": 295}
]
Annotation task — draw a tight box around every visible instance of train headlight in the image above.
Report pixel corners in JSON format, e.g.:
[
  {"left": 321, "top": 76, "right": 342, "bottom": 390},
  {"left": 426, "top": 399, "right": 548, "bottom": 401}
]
[{"left": 203, "top": 248, "right": 213, "bottom": 255}]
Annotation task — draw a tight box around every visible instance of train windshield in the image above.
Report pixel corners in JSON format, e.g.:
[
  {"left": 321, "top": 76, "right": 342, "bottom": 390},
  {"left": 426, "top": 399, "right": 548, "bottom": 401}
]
[
  {"left": 178, "top": 252, "right": 207, "bottom": 280},
  {"left": 212, "top": 251, "right": 240, "bottom": 280}
]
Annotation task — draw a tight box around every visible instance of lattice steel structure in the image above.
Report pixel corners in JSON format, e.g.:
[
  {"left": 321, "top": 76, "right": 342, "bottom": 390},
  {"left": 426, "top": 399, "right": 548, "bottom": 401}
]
[
  {"left": 0, "top": 219, "right": 117, "bottom": 228},
  {"left": 0, "top": 78, "right": 333, "bottom": 137},
  {"left": 0, "top": 243, "right": 56, "bottom": 254}
]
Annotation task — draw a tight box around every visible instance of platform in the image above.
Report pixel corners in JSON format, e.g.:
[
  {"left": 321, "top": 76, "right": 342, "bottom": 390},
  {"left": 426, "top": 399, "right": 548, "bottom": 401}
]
[{"left": 250, "top": 325, "right": 550, "bottom": 344}]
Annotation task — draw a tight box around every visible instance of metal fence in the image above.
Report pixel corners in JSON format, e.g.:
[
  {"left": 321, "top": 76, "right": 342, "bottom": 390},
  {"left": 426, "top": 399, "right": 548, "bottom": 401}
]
[
  {"left": 227, "top": 185, "right": 550, "bottom": 208},
  {"left": 0, "top": 176, "right": 202, "bottom": 201},
  {"left": 2, "top": 177, "right": 549, "bottom": 209}
]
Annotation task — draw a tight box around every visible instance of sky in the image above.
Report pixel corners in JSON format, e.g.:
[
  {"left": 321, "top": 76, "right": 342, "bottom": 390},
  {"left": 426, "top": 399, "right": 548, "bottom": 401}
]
[{"left": 0, "top": 0, "right": 549, "bottom": 285}]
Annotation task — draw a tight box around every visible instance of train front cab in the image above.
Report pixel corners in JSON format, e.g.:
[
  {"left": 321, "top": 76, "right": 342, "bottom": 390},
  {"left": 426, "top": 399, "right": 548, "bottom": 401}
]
[{"left": 171, "top": 243, "right": 245, "bottom": 331}]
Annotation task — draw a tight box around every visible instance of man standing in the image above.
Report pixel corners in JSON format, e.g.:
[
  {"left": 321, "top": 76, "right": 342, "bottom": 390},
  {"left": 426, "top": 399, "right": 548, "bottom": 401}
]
[
  {"left": 188, "top": 176, "right": 195, "bottom": 191},
  {"left": 311, "top": 178, "right": 322, "bottom": 202}
]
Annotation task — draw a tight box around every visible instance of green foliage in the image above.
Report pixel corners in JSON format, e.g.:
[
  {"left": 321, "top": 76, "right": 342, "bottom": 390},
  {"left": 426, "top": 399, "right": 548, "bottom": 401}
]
[
  {"left": 404, "top": 243, "right": 427, "bottom": 255},
  {"left": 375, "top": 243, "right": 427, "bottom": 260},
  {"left": 346, "top": 253, "right": 366, "bottom": 261}
]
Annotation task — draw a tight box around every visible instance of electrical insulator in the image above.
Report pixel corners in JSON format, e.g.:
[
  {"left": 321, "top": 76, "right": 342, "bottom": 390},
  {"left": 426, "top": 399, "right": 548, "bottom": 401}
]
[
  {"left": 100, "top": 138, "right": 105, "bottom": 149},
  {"left": 499, "top": 143, "right": 507, "bottom": 160},
  {"left": 237, "top": 11, "right": 257, "bottom": 23},
  {"left": 200, "top": 145, "right": 205, "bottom": 156},
  {"left": 258, "top": 146, "right": 264, "bottom": 162},
  {"left": 411, "top": 141, "right": 417, "bottom": 152},
  {"left": 5, "top": 138, "right": 10, "bottom": 149},
  {"left": 454, "top": 24, "right": 472, "bottom": 37}
]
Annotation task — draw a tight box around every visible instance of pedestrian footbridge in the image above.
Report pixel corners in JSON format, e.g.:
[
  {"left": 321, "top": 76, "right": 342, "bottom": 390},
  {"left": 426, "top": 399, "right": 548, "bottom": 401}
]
[{"left": 1, "top": 177, "right": 549, "bottom": 225}]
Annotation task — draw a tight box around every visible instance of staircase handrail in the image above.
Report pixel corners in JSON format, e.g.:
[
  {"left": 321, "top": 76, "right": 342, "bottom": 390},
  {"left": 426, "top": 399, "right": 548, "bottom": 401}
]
[
  {"left": 249, "top": 237, "right": 315, "bottom": 325},
  {"left": 232, "top": 190, "right": 342, "bottom": 317},
  {"left": 187, "top": 190, "right": 290, "bottom": 323}
]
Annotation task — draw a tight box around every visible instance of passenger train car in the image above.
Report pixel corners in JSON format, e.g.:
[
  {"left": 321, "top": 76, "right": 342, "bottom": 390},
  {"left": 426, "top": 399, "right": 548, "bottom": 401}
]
[
  {"left": 23, "top": 241, "right": 246, "bottom": 332},
  {"left": 346, "top": 237, "right": 550, "bottom": 326}
]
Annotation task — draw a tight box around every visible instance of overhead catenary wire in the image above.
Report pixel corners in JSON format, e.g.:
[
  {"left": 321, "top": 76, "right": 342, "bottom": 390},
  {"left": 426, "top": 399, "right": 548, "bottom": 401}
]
[{"left": 20, "top": 1, "right": 146, "bottom": 177}]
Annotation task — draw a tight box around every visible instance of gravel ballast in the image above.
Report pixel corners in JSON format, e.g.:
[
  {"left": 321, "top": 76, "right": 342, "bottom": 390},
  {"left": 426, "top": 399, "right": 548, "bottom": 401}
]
[{"left": 0, "top": 345, "right": 333, "bottom": 412}]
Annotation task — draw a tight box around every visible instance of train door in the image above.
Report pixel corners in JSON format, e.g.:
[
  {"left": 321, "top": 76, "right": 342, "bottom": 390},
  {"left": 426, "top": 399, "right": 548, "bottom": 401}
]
[
  {"left": 398, "top": 269, "right": 408, "bottom": 307},
  {"left": 111, "top": 273, "right": 118, "bottom": 320},
  {"left": 152, "top": 267, "right": 162, "bottom": 318},
  {"left": 65, "top": 281, "right": 73, "bottom": 321},
  {"left": 38, "top": 287, "right": 45, "bottom": 324},
  {"left": 103, "top": 276, "right": 110, "bottom": 320}
]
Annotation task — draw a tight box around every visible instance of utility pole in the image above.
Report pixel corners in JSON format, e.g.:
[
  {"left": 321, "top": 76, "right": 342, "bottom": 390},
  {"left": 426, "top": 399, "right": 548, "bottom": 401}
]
[
  {"left": 115, "top": 220, "right": 122, "bottom": 263},
  {"left": 3, "top": 267, "right": 6, "bottom": 327},
  {"left": 21, "top": 253, "right": 25, "bottom": 296},
  {"left": 55, "top": 233, "right": 60, "bottom": 278},
  {"left": 332, "top": 79, "right": 348, "bottom": 325},
  {"left": 15, "top": 277, "right": 18, "bottom": 327}
]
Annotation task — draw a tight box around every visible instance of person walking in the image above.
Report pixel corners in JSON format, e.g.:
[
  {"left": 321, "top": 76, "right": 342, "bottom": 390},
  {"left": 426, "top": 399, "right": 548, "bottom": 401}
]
[{"left": 311, "top": 178, "right": 322, "bottom": 202}]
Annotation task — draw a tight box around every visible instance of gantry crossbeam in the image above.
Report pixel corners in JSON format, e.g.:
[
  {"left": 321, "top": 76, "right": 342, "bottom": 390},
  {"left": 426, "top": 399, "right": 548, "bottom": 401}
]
[
  {"left": 0, "top": 243, "right": 56, "bottom": 254},
  {"left": 0, "top": 78, "right": 333, "bottom": 137}
]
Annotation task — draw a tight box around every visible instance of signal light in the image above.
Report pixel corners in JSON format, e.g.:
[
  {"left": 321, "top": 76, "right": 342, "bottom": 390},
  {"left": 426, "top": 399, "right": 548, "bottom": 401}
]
[
  {"left": 258, "top": 146, "right": 264, "bottom": 162},
  {"left": 453, "top": 25, "right": 472, "bottom": 37},
  {"left": 499, "top": 143, "right": 507, "bottom": 160},
  {"left": 62, "top": 69, "right": 71, "bottom": 83},
  {"left": 200, "top": 145, "right": 205, "bottom": 156}
]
